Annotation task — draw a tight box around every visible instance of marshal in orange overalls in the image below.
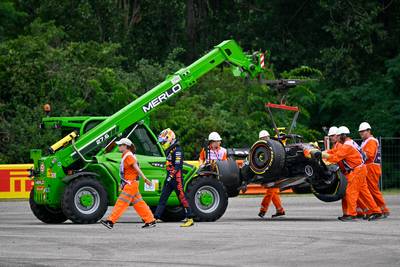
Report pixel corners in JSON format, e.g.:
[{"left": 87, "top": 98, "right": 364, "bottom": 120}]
[
  {"left": 260, "top": 188, "right": 284, "bottom": 215},
  {"left": 361, "top": 136, "right": 389, "bottom": 214},
  {"left": 107, "top": 151, "right": 155, "bottom": 224},
  {"left": 327, "top": 141, "right": 350, "bottom": 214},
  {"left": 327, "top": 138, "right": 381, "bottom": 217}
]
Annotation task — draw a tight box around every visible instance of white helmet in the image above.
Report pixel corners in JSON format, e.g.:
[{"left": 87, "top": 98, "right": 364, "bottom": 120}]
[
  {"left": 259, "top": 130, "right": 270, "bottom": 139},
  {"left": 328, "top": 126, "right": 338, "bottom": 136},
  {"left": 337, "top": 126, "right": 350, "bottom": 135},
  {"left": 208, "top": 132, "right": 222, "bottom": 141},
  {"left": 358, "top": 122, "right": 371, "bottom": 132}
]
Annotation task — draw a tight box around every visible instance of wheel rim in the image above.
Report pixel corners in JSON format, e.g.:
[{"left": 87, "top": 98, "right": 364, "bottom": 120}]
[
  {"left": 74, "top": 186, "right": 100, "bottom": 214},
  {"left": 195, "top": 186, "right": 220, "bottom": 213}
]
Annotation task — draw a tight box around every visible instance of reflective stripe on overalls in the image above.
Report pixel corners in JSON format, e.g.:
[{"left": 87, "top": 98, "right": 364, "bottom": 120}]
[{"left": 117, "top": 191, "right": 143, "bottom": 205}]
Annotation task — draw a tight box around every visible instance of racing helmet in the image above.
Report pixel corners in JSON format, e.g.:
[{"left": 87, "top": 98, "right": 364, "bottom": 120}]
[{"left": 158, "top": 128, "right": 176, "bottom": 150}]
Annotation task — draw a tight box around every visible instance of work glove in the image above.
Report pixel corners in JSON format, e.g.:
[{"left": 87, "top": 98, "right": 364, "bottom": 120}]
[{"left": 321, "top": 151, "right": 330, "bottom": 159}]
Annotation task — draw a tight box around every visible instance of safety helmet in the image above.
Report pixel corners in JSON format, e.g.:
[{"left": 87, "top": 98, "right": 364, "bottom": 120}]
[
  {"left": 158, "top": 128, "right": 176, "bottom": 150},
  {"left": 259, "top": 130, "right": 270, "bottom": 139},
  {"left": 337, "top": 126, "right": 350, "bottom": 135},
  {"left": 327, "top": 126, "right": 339, "bottom": 136},
  {"left": 208, "top": 132, "right": 222, "bottom": 141},
  {"left": 358, "top": 122, "right": 371, "bottom": 132}
]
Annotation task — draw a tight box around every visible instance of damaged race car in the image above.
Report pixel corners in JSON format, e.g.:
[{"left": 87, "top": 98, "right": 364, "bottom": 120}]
[
  {"left": 213, "top": 100, "right": 347, "bottom": 205},
  {"left": 214, "top": 135, "right": 347, "bottom": 203}
]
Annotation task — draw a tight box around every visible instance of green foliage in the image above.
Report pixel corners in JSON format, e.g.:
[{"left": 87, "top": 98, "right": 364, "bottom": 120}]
[
  {"left": 311, "top": 53, "right": 400, "bottom": 138},
  {"left": 0, "top": 0, "right": 27, "bottom": 41}
]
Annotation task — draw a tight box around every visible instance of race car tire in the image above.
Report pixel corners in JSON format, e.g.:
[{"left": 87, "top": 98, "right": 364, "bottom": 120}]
[
  {"left": 248, "top": 139, "right": 285, "bottom": 177},
  {"left": 311, "top": 170, "right": 347, "bottom": 202},
  {"left": 215, "top": 159, "right": 241, "bottom": 197}
]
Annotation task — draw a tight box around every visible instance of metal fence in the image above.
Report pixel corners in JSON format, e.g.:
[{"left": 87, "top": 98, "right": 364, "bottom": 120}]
[
  {"left": 380, "top": 137, "right": 400, "bottom": 189},
  {"left": 355, "top": 137, "right": 400, "bottom": 189}
]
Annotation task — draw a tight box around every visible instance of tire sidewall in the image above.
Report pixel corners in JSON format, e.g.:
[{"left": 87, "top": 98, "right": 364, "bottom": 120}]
[{"left": 29, "top": 190, "right": 67, "bottom": 224}]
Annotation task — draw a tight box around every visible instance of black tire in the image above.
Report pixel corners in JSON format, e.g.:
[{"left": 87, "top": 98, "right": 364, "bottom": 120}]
[
  {"left": 29, "top": 190, "right": 67, "bottom": 224},
  {"left": 292, "top": 183, "right": 312, "bottom": 194},
  {"left": 61, "top": 177, "right": 108, "bottom": 224},
  {"left": 311, "top": 170, "right": 347, "bottom": 202},
  {"left": 215, "top": 159, "right": 241, "bottom": 197},
  {"left": 249, "top": 139, "right": 285, "bottom": 178},
  {"left": 186, "top": 176, "right": 228, "bottom": 222},
  {"left": 150, "top": 205, "right": 186, "bottom": 222}
]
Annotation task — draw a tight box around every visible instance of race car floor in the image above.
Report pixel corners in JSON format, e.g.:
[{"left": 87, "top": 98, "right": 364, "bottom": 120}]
[{"left": 0, "top": 194, "right": 399, "bottom": 267}]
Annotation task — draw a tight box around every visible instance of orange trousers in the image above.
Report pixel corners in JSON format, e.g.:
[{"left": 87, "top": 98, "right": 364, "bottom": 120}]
[
  {"left": 260, "top": 188, "right": 284, "bottom": 213},
  {"left": 366, "top": 164, "right": 389, "bottom": 213},
  {"left": 342, "top": 166, "right": 381, "bottom": 216},
  {"left": 355, "top": 164, "right": 389, "bottom": 215},
  {"left": 108, "top": 181, "right": 155, "bottom": 224}
]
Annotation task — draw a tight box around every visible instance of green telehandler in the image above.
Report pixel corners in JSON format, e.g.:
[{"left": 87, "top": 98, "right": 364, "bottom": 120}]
[{"left": 29, "top": 40, "right": 347, "bottom": 224}]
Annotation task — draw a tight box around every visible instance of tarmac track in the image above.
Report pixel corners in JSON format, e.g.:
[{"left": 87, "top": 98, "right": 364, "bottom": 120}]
[{"left": 0, "top": 195, "right": 399, "bottom": 267}]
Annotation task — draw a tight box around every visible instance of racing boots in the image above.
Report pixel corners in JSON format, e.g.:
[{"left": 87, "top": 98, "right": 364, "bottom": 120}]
[{"left": 180, "top": 218, "right": 194, "bottom": 227}]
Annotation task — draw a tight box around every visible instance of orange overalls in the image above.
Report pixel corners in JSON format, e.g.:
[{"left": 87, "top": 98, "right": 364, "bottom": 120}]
[
  {"left": 327, "top": 142, "right": 349, "bottom": 213},
  {"left": 260, "top": 188, "right": 284, "bottom": 214},
  {"left": 108, "top": 151, "right": 155, "bottom": 224},
  {"left": 328, "top": 138, "right": 381, "bottom": 216},
  {"left": 361, "top": 136, "right": 389, "bottom": 213}
]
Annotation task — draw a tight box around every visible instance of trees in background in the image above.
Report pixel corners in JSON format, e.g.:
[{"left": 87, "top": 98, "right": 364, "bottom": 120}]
[{"left": 0, "top": 0, "right": 399, "bottom": 162}]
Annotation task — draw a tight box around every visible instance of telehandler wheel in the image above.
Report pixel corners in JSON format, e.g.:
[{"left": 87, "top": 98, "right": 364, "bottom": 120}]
[
  {"left": 150, "top": 206, "right": 186, "bottom": 222},
  {"left": 29, "top": 190, "right": 67, "bottom": 224},
  {"left": 186, "top": 176, "right": 228, "bottom": 222},
  {"left": 62, "top": 177, "right": 108, "bottom": 224}
]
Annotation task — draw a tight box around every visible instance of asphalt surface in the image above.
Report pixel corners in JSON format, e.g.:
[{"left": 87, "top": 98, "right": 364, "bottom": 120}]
[{"left": 0, "top": 194, "right": 399, "bottom": 267}]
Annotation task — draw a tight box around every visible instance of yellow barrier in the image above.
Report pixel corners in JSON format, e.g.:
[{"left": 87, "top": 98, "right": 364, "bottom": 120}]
[{"left": 0, "top": 164, "right": 33, "bottom": 199}]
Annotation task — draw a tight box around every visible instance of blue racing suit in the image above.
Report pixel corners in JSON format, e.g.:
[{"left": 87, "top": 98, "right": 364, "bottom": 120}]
[{"left": 154, "top": 140, "right": 193, "bottom": 219}]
